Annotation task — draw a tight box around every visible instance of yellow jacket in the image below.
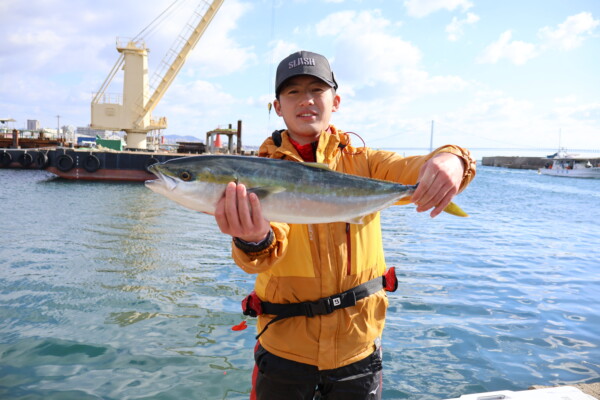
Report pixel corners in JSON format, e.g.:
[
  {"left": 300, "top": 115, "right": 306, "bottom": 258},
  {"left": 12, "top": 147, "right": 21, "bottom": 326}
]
[{"left": 232, "top": 126, "right": 476, "bottom": 370}]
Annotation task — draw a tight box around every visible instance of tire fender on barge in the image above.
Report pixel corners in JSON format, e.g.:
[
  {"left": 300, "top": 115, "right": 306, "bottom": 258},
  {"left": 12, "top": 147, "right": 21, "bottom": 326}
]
[
  {"left": 44, "top": 148, "right": 192, "bottom": 182},
  {"left": 57, "top": 154, "right": 75, "bottom": 172}
]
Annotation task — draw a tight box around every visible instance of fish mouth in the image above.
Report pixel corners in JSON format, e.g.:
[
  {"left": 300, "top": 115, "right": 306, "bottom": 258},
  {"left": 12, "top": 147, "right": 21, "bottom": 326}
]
[{"left": 145, "top": 166, "right": 178, "bottom": 192}]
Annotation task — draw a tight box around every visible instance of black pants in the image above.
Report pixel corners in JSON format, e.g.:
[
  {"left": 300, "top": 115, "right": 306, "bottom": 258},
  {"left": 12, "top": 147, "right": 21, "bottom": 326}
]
[{"left": 252, "top": 344, "right": 383, "bottom": 400}]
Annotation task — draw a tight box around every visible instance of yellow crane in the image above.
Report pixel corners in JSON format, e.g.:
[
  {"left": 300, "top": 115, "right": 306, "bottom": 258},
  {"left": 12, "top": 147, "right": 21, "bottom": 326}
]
[{"left": 91, "top": 0, "right": 225, "bottom": 150}]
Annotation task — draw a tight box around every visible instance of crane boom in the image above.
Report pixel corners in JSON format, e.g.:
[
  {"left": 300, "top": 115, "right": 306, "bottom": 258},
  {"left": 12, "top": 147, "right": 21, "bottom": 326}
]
[
  {"left": 139, "top": 0, "right": 225, "bottom": 126},
  {"left": 91, "top": 0, "right": 225, "bottom": 150}
]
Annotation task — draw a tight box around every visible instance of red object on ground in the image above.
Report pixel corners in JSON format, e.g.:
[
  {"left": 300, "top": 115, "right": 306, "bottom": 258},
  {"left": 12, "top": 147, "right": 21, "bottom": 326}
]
[{"left": 231, "top": 320, "right": 248, "bottom": 331}]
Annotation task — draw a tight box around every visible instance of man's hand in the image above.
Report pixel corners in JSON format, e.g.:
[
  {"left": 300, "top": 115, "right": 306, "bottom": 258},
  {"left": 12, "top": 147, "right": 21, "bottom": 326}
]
[
  {"left": 214, "top": 182, "right": 271, "bottom": 242},
  {"left": 411, "top": 153, "right": 465, "bottom": 218}
]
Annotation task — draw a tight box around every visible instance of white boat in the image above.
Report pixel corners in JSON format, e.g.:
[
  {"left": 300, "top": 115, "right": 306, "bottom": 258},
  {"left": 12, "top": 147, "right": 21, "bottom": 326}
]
[
  {"left": 444, "top": 385, "right": 595, "bottom": 400},
  {"left": 538, "top": 151, "right": 600, "bottom": 179}
]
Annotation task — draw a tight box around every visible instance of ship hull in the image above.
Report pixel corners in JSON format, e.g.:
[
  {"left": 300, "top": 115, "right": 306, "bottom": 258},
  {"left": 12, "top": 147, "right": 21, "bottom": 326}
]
[
  {"left": 44, "top": 149, "right": 189, "bottom": 182},
  {"left": 0, "top": 149, "right": 51, "bottom": 170},
  {"left": 539, "top": 167, "right": 600, "bottom": 179}
]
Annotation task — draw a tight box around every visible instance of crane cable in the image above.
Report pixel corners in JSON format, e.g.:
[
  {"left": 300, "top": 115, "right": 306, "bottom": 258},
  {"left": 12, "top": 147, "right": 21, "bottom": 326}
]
[
  {"left": 267, "top": 0, "right": 276, "bottom": 119},
  {"left": 133, "top": 0, "right": 187, "bottom": 42}
]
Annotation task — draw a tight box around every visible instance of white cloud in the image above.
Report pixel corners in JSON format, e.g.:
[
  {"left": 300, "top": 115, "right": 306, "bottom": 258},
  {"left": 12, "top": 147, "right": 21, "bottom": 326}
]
[
  {"left": 268, "top": 40, "right": 300, "bottom": 66},
  {"left": 315, "top": 10, "right": 360, "bottom": 36},
  {"left": 538, "top": 12, "right": 600, "bottom": 50},
  {"left": 310, "top": 8, "right": 469, "bottom": 139},
  {"left": 553, "top": 102, "right": 600, "bottom": 122},
  {"left": 186, "top": 0, "right": 257, "bottom": 78},
  {"left": 554, "top": 95, "right": 578, "bottom": 105},
  {"left": 477, "top": 30, "right": 538, "bottom": 65},
  {"left": 404, "top": 0, "right": 473, "bottom": 18},
  {"left": 316, "top": 10, "right": 421, "bottom": 87},
  {"left": 446, "top": 12, "right": 480, "bottom": 41},
  {"left": 156, "top": 79, "right": 239, "bottom": 135},
  {"left": 477, "top": 12, "right": 599, "bottom": 66}
]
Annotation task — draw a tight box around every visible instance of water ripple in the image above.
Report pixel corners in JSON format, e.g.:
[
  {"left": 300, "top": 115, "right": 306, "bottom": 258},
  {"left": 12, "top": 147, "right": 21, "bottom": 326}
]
[{"left": 1, "top": 167, "right": 599, "bottom": 399}]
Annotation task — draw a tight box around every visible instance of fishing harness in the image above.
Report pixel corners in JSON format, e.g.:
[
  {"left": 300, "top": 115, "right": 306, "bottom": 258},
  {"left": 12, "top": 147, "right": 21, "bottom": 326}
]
[{"left": 242, "top": 267, "right": 398, "bottom": 339}]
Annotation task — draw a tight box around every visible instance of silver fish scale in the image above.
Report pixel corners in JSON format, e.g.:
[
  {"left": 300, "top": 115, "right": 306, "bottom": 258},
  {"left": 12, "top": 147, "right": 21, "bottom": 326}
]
[{"left": 146, "top": 155, "right": 417, "bottom": 224}]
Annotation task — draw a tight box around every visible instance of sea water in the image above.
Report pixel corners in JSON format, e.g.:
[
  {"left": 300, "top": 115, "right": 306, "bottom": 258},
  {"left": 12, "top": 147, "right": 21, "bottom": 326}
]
[{"left": 0, "top": 166, "right": 599, "bottom": 400}]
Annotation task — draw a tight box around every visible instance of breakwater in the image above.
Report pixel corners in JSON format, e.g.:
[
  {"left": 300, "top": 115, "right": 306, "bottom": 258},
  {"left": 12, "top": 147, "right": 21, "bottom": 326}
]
[{"left": 481, "top": 156, "right": 549, "bottom": 170}]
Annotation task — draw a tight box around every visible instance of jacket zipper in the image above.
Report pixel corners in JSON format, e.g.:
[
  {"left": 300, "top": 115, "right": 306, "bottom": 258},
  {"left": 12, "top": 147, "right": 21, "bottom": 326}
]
[{"left": 346, "top": 223, "right": 352, "bottom": 275}]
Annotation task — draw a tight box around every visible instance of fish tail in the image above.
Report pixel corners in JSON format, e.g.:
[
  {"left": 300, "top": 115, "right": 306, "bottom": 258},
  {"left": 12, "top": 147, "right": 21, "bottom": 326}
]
[{"left": 443, "top": 202, "right": 468, "bottom": 217}]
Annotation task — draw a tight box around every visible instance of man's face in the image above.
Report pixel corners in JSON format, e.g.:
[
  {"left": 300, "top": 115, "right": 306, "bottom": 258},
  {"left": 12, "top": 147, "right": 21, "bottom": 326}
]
[{"left": 274, "top": 75, "right": 340, "bottom": 145}]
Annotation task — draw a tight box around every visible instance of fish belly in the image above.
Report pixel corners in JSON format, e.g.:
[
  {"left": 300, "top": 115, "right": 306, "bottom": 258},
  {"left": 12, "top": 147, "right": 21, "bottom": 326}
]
[{"left": 261, "top": 191, "right": 401, "bottom": 224}]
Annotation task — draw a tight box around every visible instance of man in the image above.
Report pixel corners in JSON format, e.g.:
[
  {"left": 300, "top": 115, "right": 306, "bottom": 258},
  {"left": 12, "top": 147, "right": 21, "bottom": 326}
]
[{"left": 215, "top": 50, "right": 476, "bottom": 399}]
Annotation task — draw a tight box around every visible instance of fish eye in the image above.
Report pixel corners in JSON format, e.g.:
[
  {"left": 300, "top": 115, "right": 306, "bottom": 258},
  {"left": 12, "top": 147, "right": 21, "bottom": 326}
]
[{"left": 179, "top": 171, "right": 193, "bottom": 181}]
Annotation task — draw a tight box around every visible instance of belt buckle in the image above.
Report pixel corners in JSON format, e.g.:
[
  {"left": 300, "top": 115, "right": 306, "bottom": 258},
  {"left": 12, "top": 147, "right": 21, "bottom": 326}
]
[{"left": 332, "top": 296, "right": 342, "bottom": 307}]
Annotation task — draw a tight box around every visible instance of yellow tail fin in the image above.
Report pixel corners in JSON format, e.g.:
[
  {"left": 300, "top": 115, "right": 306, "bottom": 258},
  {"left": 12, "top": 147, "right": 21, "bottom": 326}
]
[{"left": 443, "top": 202, "right": 469, "bottom": 217}]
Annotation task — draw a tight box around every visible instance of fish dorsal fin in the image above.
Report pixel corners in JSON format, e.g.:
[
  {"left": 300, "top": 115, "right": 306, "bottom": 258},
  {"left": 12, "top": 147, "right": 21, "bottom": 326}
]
[
  {"left": 302, "top": 162, "right": 331, "bottom": 171},
  {"left": 247, "top": 186, "right": 286, "bottom": 200}
]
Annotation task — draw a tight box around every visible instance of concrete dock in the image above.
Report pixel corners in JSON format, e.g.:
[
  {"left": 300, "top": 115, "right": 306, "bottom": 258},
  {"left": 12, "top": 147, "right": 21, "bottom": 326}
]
[
  {"left": 482, "top": 155, "right": 600, "bottom": 170},
  {"left": 481, "top": 156, "right": 550, "bottom": 170}
]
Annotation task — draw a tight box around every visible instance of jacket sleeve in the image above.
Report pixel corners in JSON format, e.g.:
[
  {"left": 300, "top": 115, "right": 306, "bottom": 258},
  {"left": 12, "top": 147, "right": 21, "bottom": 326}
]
[
  {"left": 367, "top": 144, "right": 476, "bottom": 192},
  {"left": 231, "top": 221, "right": 290, "bottom": 274}
]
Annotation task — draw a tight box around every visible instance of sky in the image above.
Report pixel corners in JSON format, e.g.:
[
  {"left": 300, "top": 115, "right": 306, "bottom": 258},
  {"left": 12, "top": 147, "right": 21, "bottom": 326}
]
[{"left": 1, "top": 0, "right": 599, "bottom": 159}]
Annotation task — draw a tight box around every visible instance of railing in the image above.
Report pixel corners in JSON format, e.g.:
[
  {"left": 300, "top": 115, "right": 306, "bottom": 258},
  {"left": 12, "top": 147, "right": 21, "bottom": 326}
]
[
  {"left": 92, "top": 92, "right": 122, "bottom": 105},
  {"left": 115, "top": 37, "right": 146, "bottom": 50},
  {"left": 148, "top": 1, "right": 212, "bottom": 96}
]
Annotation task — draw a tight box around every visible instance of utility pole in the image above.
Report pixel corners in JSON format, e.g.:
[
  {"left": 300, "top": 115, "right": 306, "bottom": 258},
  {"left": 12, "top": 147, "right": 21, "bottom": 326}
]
[
  {"left": 429, "top": 120, "right": 434, "bottom": 152},
  {"left": 56, "top": 115, "right": 61, "bottom": 139}
]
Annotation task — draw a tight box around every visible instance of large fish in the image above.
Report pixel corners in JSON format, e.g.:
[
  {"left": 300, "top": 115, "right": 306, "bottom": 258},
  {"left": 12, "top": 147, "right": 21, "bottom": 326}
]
[{"left": 145, "top": 155, "right": 467, "bottom": 224}]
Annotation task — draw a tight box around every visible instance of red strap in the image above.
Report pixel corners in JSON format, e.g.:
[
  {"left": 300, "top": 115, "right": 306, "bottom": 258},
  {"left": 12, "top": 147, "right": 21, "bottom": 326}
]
[
  {"left": 384, "top": 267, "right": 398, "bottom": 292},
  {"left": 242, "top": 291, "right": 263, "bottom": 316}
]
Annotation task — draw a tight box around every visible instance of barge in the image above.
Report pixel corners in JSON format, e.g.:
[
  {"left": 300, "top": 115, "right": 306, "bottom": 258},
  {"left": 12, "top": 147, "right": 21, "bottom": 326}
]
[{"left": 44, "top": 148, "right": 185, "bottom": 181}]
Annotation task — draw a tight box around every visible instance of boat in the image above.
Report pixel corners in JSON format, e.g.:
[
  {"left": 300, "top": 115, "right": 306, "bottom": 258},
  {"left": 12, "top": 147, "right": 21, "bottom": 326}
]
[
  {"left": 0, "top": 126, "right": 64, "bottom": 169},
  {"left": 538, "top": 150, "right": 600, "bottom": 179},
  {"left": 42, "top": 121, "right": 250, "bottom": 182},
  {"left": 0, "top": 148, "right": 52, "bottom": 170},
  {"left": 44, "top": 148, "right": 186, "bottom": 181},
  {"left": 444, "top": 385, "right": 595, "bottom": 400}
]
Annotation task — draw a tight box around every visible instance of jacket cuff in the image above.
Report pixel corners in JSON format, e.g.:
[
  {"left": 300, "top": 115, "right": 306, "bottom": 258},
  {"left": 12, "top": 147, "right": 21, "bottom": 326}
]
[
  {"left": 435, "top": 145, "right": 477, "bottom": 190},
  {"left": 233, "top": 229, "right": 275, "bottom": 254}
]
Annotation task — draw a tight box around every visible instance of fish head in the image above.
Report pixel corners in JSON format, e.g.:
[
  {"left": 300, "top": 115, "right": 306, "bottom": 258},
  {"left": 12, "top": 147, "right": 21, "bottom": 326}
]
[{"left": 145, "top": 156, "right": 234, "bottom": 213}]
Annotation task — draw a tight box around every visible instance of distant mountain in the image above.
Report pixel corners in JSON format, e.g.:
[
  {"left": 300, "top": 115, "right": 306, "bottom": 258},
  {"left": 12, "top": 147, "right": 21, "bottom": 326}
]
[{"left": 162, "top": 134, "right": 203, "bottom": 143}]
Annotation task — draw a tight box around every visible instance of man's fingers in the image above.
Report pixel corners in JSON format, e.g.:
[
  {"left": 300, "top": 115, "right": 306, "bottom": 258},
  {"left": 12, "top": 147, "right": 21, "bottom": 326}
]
[
  {"left": 413, "top": 161, "right": 441, "bottom": 202},
  {"left": 429, "top": 190, "right": 454, "bottom": 218},
  {"left": 249, "top": 192, "right": 264, "bottom": 226},
  {"left": 236, "top": 184, "right": 254, "bottom": 231},
  {"left": 415, "top": 170, "right": 458, "bottom": 213},
  {"left": 415, "top": 170, "right": 447, "bottom": 209},
  {"left": 215, "top": 182, "right": 235, "bottom": 234},
  {"left": 415, "top": 183, "right": 444, "bottom": 212},
  {"left": 214, "top": 196, "right": 227, "bottom": 231},
  {"left": 224, "top": 182, "right": 241, "bottom": 230}
]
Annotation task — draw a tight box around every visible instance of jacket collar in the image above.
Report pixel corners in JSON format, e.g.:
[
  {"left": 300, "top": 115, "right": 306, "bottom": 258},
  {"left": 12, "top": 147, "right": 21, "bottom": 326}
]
[{"left": 263, "top": 125, "right": 350, "bottom": 164}]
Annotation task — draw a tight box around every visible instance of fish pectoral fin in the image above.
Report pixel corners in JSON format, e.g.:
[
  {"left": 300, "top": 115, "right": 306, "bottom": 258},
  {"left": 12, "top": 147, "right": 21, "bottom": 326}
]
[
  {"left": 443, "top": 202, "right": 469, "bottom": 217},
  {"left": 343, "top": 216, "right": 365, "bottom": 224},
  {"left": 247, "top": 186, "right": 286, "bottom": 200}
]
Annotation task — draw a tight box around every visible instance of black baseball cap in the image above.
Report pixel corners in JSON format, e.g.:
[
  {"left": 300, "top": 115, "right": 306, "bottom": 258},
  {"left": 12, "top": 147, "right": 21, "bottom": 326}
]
[{"left": 275, "top": 50, "right": 338, "bottom": 96}]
